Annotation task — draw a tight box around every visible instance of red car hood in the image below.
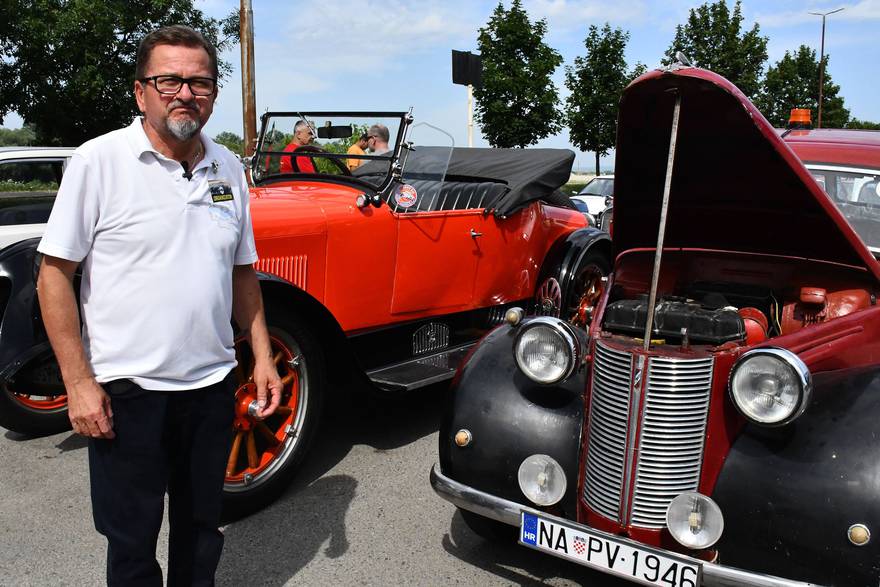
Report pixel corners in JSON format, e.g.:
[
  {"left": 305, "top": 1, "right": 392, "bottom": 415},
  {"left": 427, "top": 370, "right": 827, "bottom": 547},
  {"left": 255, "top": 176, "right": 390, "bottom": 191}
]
[{"left": 613, "top": 67, "right": 880, "bottom": 280}]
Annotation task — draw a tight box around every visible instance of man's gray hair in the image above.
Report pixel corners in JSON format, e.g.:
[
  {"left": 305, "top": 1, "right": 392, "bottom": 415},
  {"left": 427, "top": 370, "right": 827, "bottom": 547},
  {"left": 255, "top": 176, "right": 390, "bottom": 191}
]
[{"left": 368, "top": 124, "right": 390, "bottom": 143}]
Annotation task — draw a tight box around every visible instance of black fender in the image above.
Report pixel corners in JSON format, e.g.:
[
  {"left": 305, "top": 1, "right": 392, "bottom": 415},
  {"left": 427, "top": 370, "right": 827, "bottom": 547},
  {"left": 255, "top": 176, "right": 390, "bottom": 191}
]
[
  {"left": 712, "top": 366, "right": 880, "bottom": 586},
  {"left": 535, "top": 228, "right": 611, "bottom": 305},
  {"left": 439, "top": 318, "right": 587, "bottom": 518},
  {"left": 0, "top": 238, "right": 50, "bottom": 381}
]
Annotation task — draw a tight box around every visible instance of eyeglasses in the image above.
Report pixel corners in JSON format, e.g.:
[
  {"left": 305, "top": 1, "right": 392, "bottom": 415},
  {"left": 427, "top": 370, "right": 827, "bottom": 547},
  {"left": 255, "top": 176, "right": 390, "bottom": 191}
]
[{"left": 140, "top": 75, "right": 217, "bottom": 96}]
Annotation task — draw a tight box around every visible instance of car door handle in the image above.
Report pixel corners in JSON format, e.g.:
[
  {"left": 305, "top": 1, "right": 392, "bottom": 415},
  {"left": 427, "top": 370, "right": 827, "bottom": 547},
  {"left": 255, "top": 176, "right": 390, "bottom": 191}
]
[{"left": 470, "top": 229, "right": 483, "bottom": 238}]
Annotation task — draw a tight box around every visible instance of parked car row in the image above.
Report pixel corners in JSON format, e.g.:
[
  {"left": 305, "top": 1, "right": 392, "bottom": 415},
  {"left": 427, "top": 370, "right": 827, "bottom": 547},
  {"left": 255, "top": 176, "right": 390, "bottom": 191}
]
[{"left": 430, "top": 65, "right": 880, "bottom": 586}]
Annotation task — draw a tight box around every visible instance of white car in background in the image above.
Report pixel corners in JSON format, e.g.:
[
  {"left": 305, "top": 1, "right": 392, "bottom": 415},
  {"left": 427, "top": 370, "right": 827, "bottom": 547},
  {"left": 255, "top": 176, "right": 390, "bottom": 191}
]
[
  {"left": 0, "top": 147, "right": 73, "bottom": 248},
  {"left": 571, "top": 173, "right": 613, "bottom": 216}
]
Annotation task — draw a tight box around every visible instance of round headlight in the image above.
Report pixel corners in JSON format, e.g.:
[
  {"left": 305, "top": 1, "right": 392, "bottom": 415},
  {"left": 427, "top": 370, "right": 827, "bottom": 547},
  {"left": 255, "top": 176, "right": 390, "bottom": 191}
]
[
  {"left": 666, "top": 492, "right": 724, "bottom": 549},
  {"left": 518, "top": 454, "right": 567, "bottom": 506},
  {"left": 729, "top": 348, "right": 811, "bottom": 426},
  {"left": 514, "top": 318, "right": 578, "bottom": 384}
]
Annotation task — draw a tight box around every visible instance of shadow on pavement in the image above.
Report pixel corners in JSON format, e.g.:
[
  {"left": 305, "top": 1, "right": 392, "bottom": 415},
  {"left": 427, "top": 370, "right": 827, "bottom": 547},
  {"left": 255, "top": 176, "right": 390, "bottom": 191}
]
[
  {"left": 218, "top": 473, "right": 357, "bottom": 586},
  {"left": 219, "top": 380, "right": 448, "bottom": 585},
  {"left": 55, "top": 433, "right": 88, "bottom": 452},
  {"left": 440, "top": 509, "right": 627, "bottom": 587}
]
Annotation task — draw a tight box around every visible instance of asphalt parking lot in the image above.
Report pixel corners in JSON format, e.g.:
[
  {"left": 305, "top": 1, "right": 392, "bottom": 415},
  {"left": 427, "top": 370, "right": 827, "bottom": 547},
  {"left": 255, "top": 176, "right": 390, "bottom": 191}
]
[{"left": 0, "top": 383, "right": 626, "bottom": 586}]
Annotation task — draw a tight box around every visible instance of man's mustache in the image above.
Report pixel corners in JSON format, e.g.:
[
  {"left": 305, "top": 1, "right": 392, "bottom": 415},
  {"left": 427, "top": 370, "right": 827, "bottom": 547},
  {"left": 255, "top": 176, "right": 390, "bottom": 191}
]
[{"left": 168, "top": 100, "right": 198, "bottom": 112}]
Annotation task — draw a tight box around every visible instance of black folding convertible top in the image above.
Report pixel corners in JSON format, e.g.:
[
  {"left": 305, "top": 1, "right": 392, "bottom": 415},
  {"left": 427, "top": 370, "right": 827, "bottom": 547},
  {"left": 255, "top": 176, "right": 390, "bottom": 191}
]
[{"left": 399, "top": 146, "right": 576, "bottom": 217}]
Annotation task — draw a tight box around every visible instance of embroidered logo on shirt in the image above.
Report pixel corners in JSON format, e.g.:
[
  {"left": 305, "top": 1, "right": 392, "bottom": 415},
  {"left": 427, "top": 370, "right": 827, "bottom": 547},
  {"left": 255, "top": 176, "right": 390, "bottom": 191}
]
[{"left": 209, "top": 180, "right": 234, "bottom": 202}]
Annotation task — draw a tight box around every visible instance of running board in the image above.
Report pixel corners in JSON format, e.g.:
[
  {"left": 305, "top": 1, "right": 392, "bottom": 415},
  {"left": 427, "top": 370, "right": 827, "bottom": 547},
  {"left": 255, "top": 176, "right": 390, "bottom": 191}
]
[{"left": 367, "top": 344, "right": 475, "bottom": 392}]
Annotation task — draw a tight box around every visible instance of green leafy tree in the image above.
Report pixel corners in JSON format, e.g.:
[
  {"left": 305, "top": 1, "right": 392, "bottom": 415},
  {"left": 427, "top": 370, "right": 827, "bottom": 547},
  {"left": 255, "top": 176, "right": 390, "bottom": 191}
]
[
  {"left": 214, "top": 131, "right": 244, "bottom": 156},
  {"left": 0, "top": 125, "right": 37, "bottom": 146},
  {"left": 0, "top": 0, "right": 238, "bottom": 146},
  {"left": 565, "top": 24, "right": 645, "bottom": 175},
  {"left": 663, "top": 0, "right": 768, "bottom": 99},
  {"left": 474, "top": 0, "right": 563, "bottom": 148},
  {"left": 846, "top": 119, "right": 880, "bottom": 130},
  {"left": 755, "top": 45, "right": 849, "bottom": 128}
]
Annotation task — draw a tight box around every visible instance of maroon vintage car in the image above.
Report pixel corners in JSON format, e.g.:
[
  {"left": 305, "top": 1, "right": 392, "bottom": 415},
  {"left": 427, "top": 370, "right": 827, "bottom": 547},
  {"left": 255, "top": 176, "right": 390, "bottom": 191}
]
[{"left": 432, "top": 65, "right": 880, "bottom": 586}]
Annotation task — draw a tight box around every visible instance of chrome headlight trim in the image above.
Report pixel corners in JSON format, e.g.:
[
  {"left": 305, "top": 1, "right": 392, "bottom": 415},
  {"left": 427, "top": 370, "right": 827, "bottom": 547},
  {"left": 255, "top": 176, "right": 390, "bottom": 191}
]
[
  {"left": 513, "top": 317, "right": 580, "bottom": 384},
  {"left": 728, "top": 347, "right": 812, "bottom": 427}
]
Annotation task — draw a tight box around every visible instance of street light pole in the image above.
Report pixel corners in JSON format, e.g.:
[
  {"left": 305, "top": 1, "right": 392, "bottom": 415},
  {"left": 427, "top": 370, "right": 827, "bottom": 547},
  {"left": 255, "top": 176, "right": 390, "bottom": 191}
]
[{"left": 808, "top": 7, "right": 844, "bottom": 128}]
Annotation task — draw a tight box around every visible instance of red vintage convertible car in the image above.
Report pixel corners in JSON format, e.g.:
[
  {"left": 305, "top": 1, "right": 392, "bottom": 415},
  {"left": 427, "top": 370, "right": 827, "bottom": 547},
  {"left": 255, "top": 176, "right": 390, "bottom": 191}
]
[
  {"left": 431, "top": 66, "right": 880, "bottom": 585},
  {"left": 0, "top": 112, "right": 610, "bottom": 513}
]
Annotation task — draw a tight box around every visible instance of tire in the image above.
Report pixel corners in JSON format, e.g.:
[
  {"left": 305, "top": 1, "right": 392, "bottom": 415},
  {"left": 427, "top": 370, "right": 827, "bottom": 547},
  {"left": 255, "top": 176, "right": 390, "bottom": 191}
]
[
  {"left": 459, "top": 509, "right": 518, "bottom": 543},
  {"left": 0, "top": 356, "right": 70, "bottom": 436},
  {"left": 222, "top": 307, "right": 325, "bottom": 518},
  {"left": 564, "top": 249, "right": 611, "bottom": 322},
  {"left": 535, "top": 248, "right": 610, "bottom": 324}
]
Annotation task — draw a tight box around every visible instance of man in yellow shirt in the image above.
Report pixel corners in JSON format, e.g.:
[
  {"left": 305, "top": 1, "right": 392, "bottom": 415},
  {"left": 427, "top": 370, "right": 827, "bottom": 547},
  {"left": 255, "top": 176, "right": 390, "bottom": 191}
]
[{"left": 347, "top": 134, "right": 369, "bottom": 171}]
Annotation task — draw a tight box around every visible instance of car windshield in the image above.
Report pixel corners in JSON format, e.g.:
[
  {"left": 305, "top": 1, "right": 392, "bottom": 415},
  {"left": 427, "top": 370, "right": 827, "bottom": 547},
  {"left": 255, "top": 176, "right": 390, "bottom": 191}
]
[
  {"left": 809, "top": 166, "right": 880, "bottom": 254},
  {"left": 252, "top": 112, "right": 406, "bottom": 189},
  {"left": 578, "top": 177, "right": 613, "bottom": 197}
]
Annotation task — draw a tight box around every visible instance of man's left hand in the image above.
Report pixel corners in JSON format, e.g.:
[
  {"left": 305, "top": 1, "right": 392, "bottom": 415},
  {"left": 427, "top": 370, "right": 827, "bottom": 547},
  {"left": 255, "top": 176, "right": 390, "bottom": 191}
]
[{"left": 252, "top": 357, "right": 282, "bottom": 419}]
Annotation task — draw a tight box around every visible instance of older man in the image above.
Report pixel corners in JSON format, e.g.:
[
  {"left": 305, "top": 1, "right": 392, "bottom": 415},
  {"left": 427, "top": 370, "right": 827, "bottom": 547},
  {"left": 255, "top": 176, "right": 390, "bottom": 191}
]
[
  {"left": 37, "top": 25, "right": 281, "bottom": 585},
  {"left": 367, "top": 123, "right": 391, "bottom": 155},
  {"left": 279, "top": 119, "right": 317, "bottom": 173}
]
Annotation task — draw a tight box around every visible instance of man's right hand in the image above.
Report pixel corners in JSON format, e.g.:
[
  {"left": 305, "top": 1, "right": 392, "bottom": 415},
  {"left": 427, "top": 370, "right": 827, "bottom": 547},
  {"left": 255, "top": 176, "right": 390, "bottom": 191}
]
[{"left": 67, "top": 379, "right": 115, "bottom": 439}]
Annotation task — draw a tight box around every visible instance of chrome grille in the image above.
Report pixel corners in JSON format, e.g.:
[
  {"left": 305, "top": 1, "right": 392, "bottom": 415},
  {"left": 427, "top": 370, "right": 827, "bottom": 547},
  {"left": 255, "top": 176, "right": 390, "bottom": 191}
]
[
  {"left": 584, "top": 342, "right": 632, "bottom": 521},
  {"left": 631, "top": 355, "right": 713, "bottom": 527},
  {"left": 584, "top": 340, "right": 713, "bottom": 528}
]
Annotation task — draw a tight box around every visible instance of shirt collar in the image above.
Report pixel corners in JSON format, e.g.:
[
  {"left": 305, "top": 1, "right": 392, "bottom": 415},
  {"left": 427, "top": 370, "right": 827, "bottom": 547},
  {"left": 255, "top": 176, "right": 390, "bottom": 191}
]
[{"left": 127, "top": 116, "right": 214, "bottom": 170}]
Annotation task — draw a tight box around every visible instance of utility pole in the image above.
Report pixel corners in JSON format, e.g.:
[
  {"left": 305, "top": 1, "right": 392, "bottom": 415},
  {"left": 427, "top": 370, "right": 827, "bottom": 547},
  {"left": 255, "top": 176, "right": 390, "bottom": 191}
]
[
  {"left": 467, "top": 84, "right": 473, "bottom": 147},
  {"left": 452, "top": 50, "right": 482, "bottom": 147},
  {"left": 240, "top": 0, "right": 257, "bottom": 157},
  {"left": 808, "top": 7, "right": 843, "bottom": 128}
]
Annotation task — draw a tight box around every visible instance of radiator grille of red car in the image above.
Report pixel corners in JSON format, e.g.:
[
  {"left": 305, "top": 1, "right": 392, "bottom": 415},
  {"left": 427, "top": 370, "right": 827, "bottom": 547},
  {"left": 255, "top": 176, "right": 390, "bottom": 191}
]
[
  {"left": 585, "top": 340, "right": 713, "bottom": 528},
  {"left": 255, "top": 255, "right": 308, "bottom": 289}
]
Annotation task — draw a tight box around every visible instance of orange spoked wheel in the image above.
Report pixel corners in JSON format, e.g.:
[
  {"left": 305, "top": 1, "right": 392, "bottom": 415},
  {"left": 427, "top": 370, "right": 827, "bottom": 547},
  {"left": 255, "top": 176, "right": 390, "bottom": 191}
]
[
  {"left": 222, "top": 310, "right": 325, "bottom": 517},
  {"left": 535, "top": 277, "right": 563, "bottom": 317},
  {"left": 566, "top": 250, "right": 610, "bottom": 326},
  {"left": 569, "top": 256, "right": 608, "bottom": 328},
  {"left": 0, "top": 357, "right": 71, "bottom": 436}
]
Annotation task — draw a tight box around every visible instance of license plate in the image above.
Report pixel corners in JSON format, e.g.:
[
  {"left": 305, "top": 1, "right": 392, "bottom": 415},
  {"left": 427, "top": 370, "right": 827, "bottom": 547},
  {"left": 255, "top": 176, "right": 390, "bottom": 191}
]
[{"left": 520, "top": 511, "right": 701, "bottom": 587}]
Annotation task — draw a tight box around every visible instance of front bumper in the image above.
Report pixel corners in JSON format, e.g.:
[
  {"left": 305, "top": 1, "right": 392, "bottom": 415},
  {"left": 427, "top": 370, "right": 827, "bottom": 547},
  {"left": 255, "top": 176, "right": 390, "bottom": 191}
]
[{"left": 430, "top": 463, "right": 818, "bottom": 587}]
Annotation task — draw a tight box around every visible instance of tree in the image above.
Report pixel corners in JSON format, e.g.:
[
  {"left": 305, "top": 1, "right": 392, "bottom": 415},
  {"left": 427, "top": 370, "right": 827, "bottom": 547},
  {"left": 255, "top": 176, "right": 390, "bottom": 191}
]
[
  {"left": 0, "top": 125, "right": 37, "bottom": 147},
  {"left": 755, "top": 45, "right": 849, "bottom": 128},
  {"left": 214, "top": 131, "right": 244, "bottom": 156},
  {"left": 0, "top": 0, "right": 238, "bottom": 146},
  {"left": 474, "top": 0, "right": 563, "bottom": 148},
  {"left": 663, "top": 0, "right": 768, "bottom": 99},
  {"left": 846, "top": 119, "right": 880, "bottom": 130},
  {"left": 565, "top": 24, "right": 645, "bottom": 175}
]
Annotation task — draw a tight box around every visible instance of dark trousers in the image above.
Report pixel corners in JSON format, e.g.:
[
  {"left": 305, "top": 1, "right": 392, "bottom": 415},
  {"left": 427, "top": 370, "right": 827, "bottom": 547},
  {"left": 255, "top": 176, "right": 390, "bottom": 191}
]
[{"left": 88, "top": 376, "right": 234, "bottom": 587}]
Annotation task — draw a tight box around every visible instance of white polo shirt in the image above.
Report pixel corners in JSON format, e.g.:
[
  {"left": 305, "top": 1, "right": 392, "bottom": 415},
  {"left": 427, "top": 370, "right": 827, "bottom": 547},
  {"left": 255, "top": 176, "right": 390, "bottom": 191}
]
[{"left": 38, "top": 118, "right": 258, "bottom": 390}]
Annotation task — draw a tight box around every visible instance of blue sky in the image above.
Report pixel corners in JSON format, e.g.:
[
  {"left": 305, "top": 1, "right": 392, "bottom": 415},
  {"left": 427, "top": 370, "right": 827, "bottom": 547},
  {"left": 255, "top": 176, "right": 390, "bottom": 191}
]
[{"left": 5, "top": 0, "right": 880, "bottom": 171}]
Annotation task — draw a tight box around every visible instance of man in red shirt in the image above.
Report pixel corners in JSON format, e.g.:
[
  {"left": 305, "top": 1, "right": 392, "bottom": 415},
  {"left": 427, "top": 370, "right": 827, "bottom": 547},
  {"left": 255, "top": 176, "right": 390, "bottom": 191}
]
[{"left": 279, "top": 120, "right": 316, "bottom": 173}]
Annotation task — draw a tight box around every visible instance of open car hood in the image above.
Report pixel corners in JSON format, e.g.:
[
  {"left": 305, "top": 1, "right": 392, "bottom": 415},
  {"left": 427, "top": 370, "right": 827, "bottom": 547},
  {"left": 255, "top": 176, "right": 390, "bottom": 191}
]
[{"left": 613, "top": 67, "right": 880, "bottom": 280}]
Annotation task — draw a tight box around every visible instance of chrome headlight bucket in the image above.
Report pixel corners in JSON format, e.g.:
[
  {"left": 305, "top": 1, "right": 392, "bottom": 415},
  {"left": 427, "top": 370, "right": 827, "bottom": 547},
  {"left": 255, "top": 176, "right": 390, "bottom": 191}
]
[
  {"left": 666, "top": 492, "right": 724, "bottom": 549},
  {"left": 513, "top": 317, "right": 580, "bottom": 384},
  {"left": 518, "top": 454, "right": 567, "bottom": 506},
  {"left": 729, "top": 348, "right": 811, "bottom": 426}
]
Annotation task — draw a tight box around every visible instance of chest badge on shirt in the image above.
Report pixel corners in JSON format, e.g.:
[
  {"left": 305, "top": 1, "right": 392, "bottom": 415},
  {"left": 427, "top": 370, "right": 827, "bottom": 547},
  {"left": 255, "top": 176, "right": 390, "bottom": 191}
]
[{"left": 209, "top": 179, "right": 234, "bottom": 203}]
